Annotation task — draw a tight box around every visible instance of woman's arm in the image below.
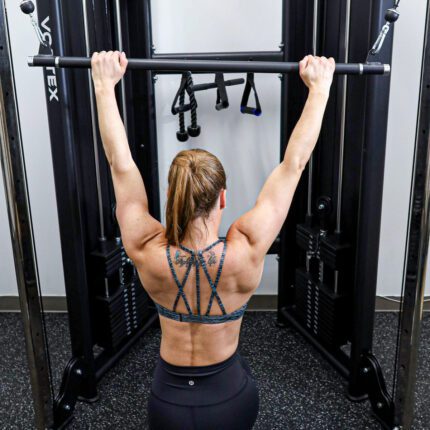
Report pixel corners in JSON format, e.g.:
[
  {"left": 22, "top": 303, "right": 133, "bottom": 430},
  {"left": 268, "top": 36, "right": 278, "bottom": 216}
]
[
  {"left": 92, "top": 51, "right": 163, "bottom": 256},
  {"left": 228, "top": 56, "right": 335, "bottom": 263}
]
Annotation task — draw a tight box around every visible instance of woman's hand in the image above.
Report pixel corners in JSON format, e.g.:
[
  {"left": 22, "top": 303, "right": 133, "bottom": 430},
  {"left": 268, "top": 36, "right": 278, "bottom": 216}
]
[
  {"left": 299, "top": 55, "right": 335, "bottom": 96},
  {"left": 91, "top": 50, "right": 128, "bottom": 92}
]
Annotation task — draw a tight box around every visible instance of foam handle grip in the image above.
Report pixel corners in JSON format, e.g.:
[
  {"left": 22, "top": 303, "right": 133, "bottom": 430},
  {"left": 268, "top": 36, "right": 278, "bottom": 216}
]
[{"left": 240, "top": 106, "right": 262, "bottom": 116}]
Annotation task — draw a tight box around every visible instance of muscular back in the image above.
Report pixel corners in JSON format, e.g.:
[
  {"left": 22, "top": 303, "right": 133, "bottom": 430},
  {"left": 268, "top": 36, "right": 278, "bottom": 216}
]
[{"left": 132, "top": 230, "right": 264, "bottom": 366}]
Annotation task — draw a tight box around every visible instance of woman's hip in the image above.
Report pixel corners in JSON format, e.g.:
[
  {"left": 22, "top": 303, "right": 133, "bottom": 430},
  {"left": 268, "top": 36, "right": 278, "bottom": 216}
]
[{"left": 148, "top": 351, "right": 259, "bottom": 429}]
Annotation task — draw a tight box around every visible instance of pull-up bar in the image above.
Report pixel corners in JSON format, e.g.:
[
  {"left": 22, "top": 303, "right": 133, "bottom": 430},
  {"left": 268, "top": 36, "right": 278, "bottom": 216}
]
[{"left": 27, "top": 55, "right": 391, "bottom": 76}]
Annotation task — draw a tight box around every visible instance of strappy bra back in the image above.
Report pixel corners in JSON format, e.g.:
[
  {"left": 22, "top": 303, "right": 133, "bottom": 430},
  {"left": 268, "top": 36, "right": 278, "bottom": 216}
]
[{"left": 154, "top": 239, "right": 248, "bottom": 324}]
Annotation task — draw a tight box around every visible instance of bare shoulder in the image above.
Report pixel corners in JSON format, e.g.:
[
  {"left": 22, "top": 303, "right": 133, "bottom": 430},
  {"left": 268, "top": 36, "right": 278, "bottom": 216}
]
[
  {"left": 225, "top": 224, "right": 264, "bottom": 294},
  {"left": 226, "top": 219, "right": 265, "bottom": 265},
  {"left": 126, "top": 229, "right": 169, "bottom": 284}
]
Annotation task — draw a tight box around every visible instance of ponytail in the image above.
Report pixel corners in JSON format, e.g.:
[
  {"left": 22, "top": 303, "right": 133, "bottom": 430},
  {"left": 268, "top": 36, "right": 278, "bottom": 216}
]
[{"left": 166, "top": 149, "right": 226, "bottom": 246}]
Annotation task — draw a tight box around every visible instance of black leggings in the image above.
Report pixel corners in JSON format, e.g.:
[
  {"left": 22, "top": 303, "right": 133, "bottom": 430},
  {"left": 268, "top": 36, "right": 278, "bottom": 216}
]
[{"left": 148, "top": 351, "right": 259, "bottom": 430}]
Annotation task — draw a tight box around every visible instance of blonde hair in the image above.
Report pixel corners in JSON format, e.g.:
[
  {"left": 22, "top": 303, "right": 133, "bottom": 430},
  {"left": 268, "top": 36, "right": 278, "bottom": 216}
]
[{"left": 166, "top": 149, "right": 227, "bottom": 246}]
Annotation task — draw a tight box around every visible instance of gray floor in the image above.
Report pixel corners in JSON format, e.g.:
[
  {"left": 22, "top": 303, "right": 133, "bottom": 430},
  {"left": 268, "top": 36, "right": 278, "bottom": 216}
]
[{"left": 0, "top": 312, "right": 428, "bottom": 429}]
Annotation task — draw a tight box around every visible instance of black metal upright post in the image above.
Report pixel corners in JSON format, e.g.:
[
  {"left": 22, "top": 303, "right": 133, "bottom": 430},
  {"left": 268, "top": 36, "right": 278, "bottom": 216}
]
[
  {"left": 348, "top": 0, "right": 394, "bottom": 399},
  {"left": 277, "top": 0, "right": 292, "bottom": 322},
  {"left": 125, "top": 0, "right": 160, "bottom": 220},
  {"left": 277, "top": 0, "right": 313, "bottom": 322},
  {"left": 0, "top": 2, "right": 53, "bottom": 428},
  {"left": 35, "top": 0, "right": 98, "bottom": 401}
]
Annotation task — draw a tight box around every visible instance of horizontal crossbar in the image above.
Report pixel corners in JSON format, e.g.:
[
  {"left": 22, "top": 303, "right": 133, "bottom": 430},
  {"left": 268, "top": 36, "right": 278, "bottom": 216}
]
[{"left": 28, "top": 55, "right": 391, "bottom": 75}]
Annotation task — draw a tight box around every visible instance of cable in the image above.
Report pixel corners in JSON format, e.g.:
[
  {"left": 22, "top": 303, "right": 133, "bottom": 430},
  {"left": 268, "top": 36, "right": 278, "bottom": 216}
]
[{"left": 366, "top": 0, "right": 400, "bottom": 62}]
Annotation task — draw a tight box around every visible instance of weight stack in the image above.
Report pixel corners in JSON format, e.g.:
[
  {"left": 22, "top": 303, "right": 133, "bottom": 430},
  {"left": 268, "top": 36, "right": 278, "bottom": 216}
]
[
  {"left": 94, "top": 280, "right": 153, "bottom": 350},
  {"left": 90, "top": 240, "right": 128, "bottom": 296},
  {"left": 296, "top": 224, "right": 320, "bottom": 254},
  {"left": 295, "top": 268, "right": 347, "bottom": 346}
]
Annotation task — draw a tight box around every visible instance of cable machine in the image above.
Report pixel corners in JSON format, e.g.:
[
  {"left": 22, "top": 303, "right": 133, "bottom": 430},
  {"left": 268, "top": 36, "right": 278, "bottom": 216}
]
[
  {"left": 0, "top": 0, "right": 427, "bottom": 429},
  {"left": 278, "top": 1, "right": 398, "bottom": 418}
]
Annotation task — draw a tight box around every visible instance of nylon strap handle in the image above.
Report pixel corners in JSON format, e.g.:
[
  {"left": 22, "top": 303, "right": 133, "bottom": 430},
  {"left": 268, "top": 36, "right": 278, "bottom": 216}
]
[
  {"left": 215, "top": 73, "right": 229, "bottom": 111},
  {"left": 240, "top": 73, "right": 262, "bottom": 116}
]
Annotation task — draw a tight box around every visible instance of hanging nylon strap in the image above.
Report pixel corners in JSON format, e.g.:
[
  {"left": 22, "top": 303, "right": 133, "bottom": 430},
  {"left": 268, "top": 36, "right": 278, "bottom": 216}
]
[
  {"left": 215, "top": 73, "right": 229, "bottom": 111},
  {"left": 240, "top": 73, "right": 262, "bottom": 116}
]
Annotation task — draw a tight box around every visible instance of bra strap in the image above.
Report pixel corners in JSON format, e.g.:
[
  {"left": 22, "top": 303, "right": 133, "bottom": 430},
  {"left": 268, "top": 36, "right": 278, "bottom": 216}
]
[
  {"left": 198, "top": 239, "right": 227, "bottom": 316},
  {"left": 167, "top": 245, "right": 194, "bottom": 315},
  {"left": 196, "top": 258, "right": 201, "bottom": 316}
]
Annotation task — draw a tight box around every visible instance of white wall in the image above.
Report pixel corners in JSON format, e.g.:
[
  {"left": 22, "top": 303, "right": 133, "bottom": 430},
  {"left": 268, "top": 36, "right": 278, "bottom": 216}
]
[
  {"left": 0, "top": 0, "right": 64, "bottom": 296},
  {"left": 152, "top": 0, "right": 282, "bottom": 294},
  {"left": 0, "top": 0, "right": 427, "bottom": 298}
]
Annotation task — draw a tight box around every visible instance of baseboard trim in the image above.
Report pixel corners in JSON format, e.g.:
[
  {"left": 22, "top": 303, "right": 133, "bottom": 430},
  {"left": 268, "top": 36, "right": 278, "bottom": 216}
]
[
  {"left": 375, "top": 296, "right": 430, "bottom": 312},
  {"left": 0, "top": 295, "right": 428, "bottom": 313},
  {"left": 0, "top": 296, "right": 68, "bottom": 313},
  {"left": 248, "top": 295, "right": 278, "bottom": 311}
]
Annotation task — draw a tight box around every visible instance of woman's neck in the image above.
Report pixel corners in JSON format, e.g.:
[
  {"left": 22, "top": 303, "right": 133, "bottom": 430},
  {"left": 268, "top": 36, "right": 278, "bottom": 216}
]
[{"left": 181, "top": 217, "right": 220, "bottom": 249}]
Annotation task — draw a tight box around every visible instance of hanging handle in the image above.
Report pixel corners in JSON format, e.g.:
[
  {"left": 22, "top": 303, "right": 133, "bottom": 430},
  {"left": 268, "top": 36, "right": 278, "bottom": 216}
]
[
  {"left": 215, "top": 73, "right": 229, "bottom": 111},
  {"left": 240, "top": 73, "right": 262, "bottom": 116}
]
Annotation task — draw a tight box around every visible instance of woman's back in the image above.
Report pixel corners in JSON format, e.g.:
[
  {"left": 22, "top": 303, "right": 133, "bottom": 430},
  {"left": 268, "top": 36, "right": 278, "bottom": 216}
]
[{"left": 134, "top": 233, "right": 264, "bottom": 366}]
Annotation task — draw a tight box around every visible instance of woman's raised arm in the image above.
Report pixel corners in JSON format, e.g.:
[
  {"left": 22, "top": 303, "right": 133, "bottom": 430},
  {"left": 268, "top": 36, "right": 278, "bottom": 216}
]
[{"left": 92, "top": 51, "right": 164, "bottom": 257}]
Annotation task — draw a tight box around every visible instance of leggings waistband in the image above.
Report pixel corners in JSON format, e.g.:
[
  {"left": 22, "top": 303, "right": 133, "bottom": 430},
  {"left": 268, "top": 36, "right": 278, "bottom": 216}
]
[
  {"left": 159, "top": 350, "right": 239, "bottom": 377},
  {"left": 152, "top": 349, "right": 250, "bottom": 407}
]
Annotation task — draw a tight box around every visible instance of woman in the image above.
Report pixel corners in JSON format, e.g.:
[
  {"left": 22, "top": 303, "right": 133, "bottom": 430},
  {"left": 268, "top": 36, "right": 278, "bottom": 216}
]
[{"left": 91, "top": 51, "right": 335, "bottom": 430}]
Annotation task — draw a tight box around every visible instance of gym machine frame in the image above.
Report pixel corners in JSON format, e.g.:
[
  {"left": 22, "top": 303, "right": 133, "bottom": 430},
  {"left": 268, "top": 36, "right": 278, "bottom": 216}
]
[
  {"left": 1, "top": 0, "right": 426, "bottom": 429},
  {"left": 277, "top": 0, "right": 397, "bottom": 421}
]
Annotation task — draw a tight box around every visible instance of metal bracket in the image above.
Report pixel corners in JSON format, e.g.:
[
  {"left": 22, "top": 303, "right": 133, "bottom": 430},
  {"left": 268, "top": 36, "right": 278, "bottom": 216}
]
[
  {"left": 360, "top": 353, "right": 394, "bottom": 429},
  {"left": 53, "top": 357, "right": 98, "bottom": 429}
]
